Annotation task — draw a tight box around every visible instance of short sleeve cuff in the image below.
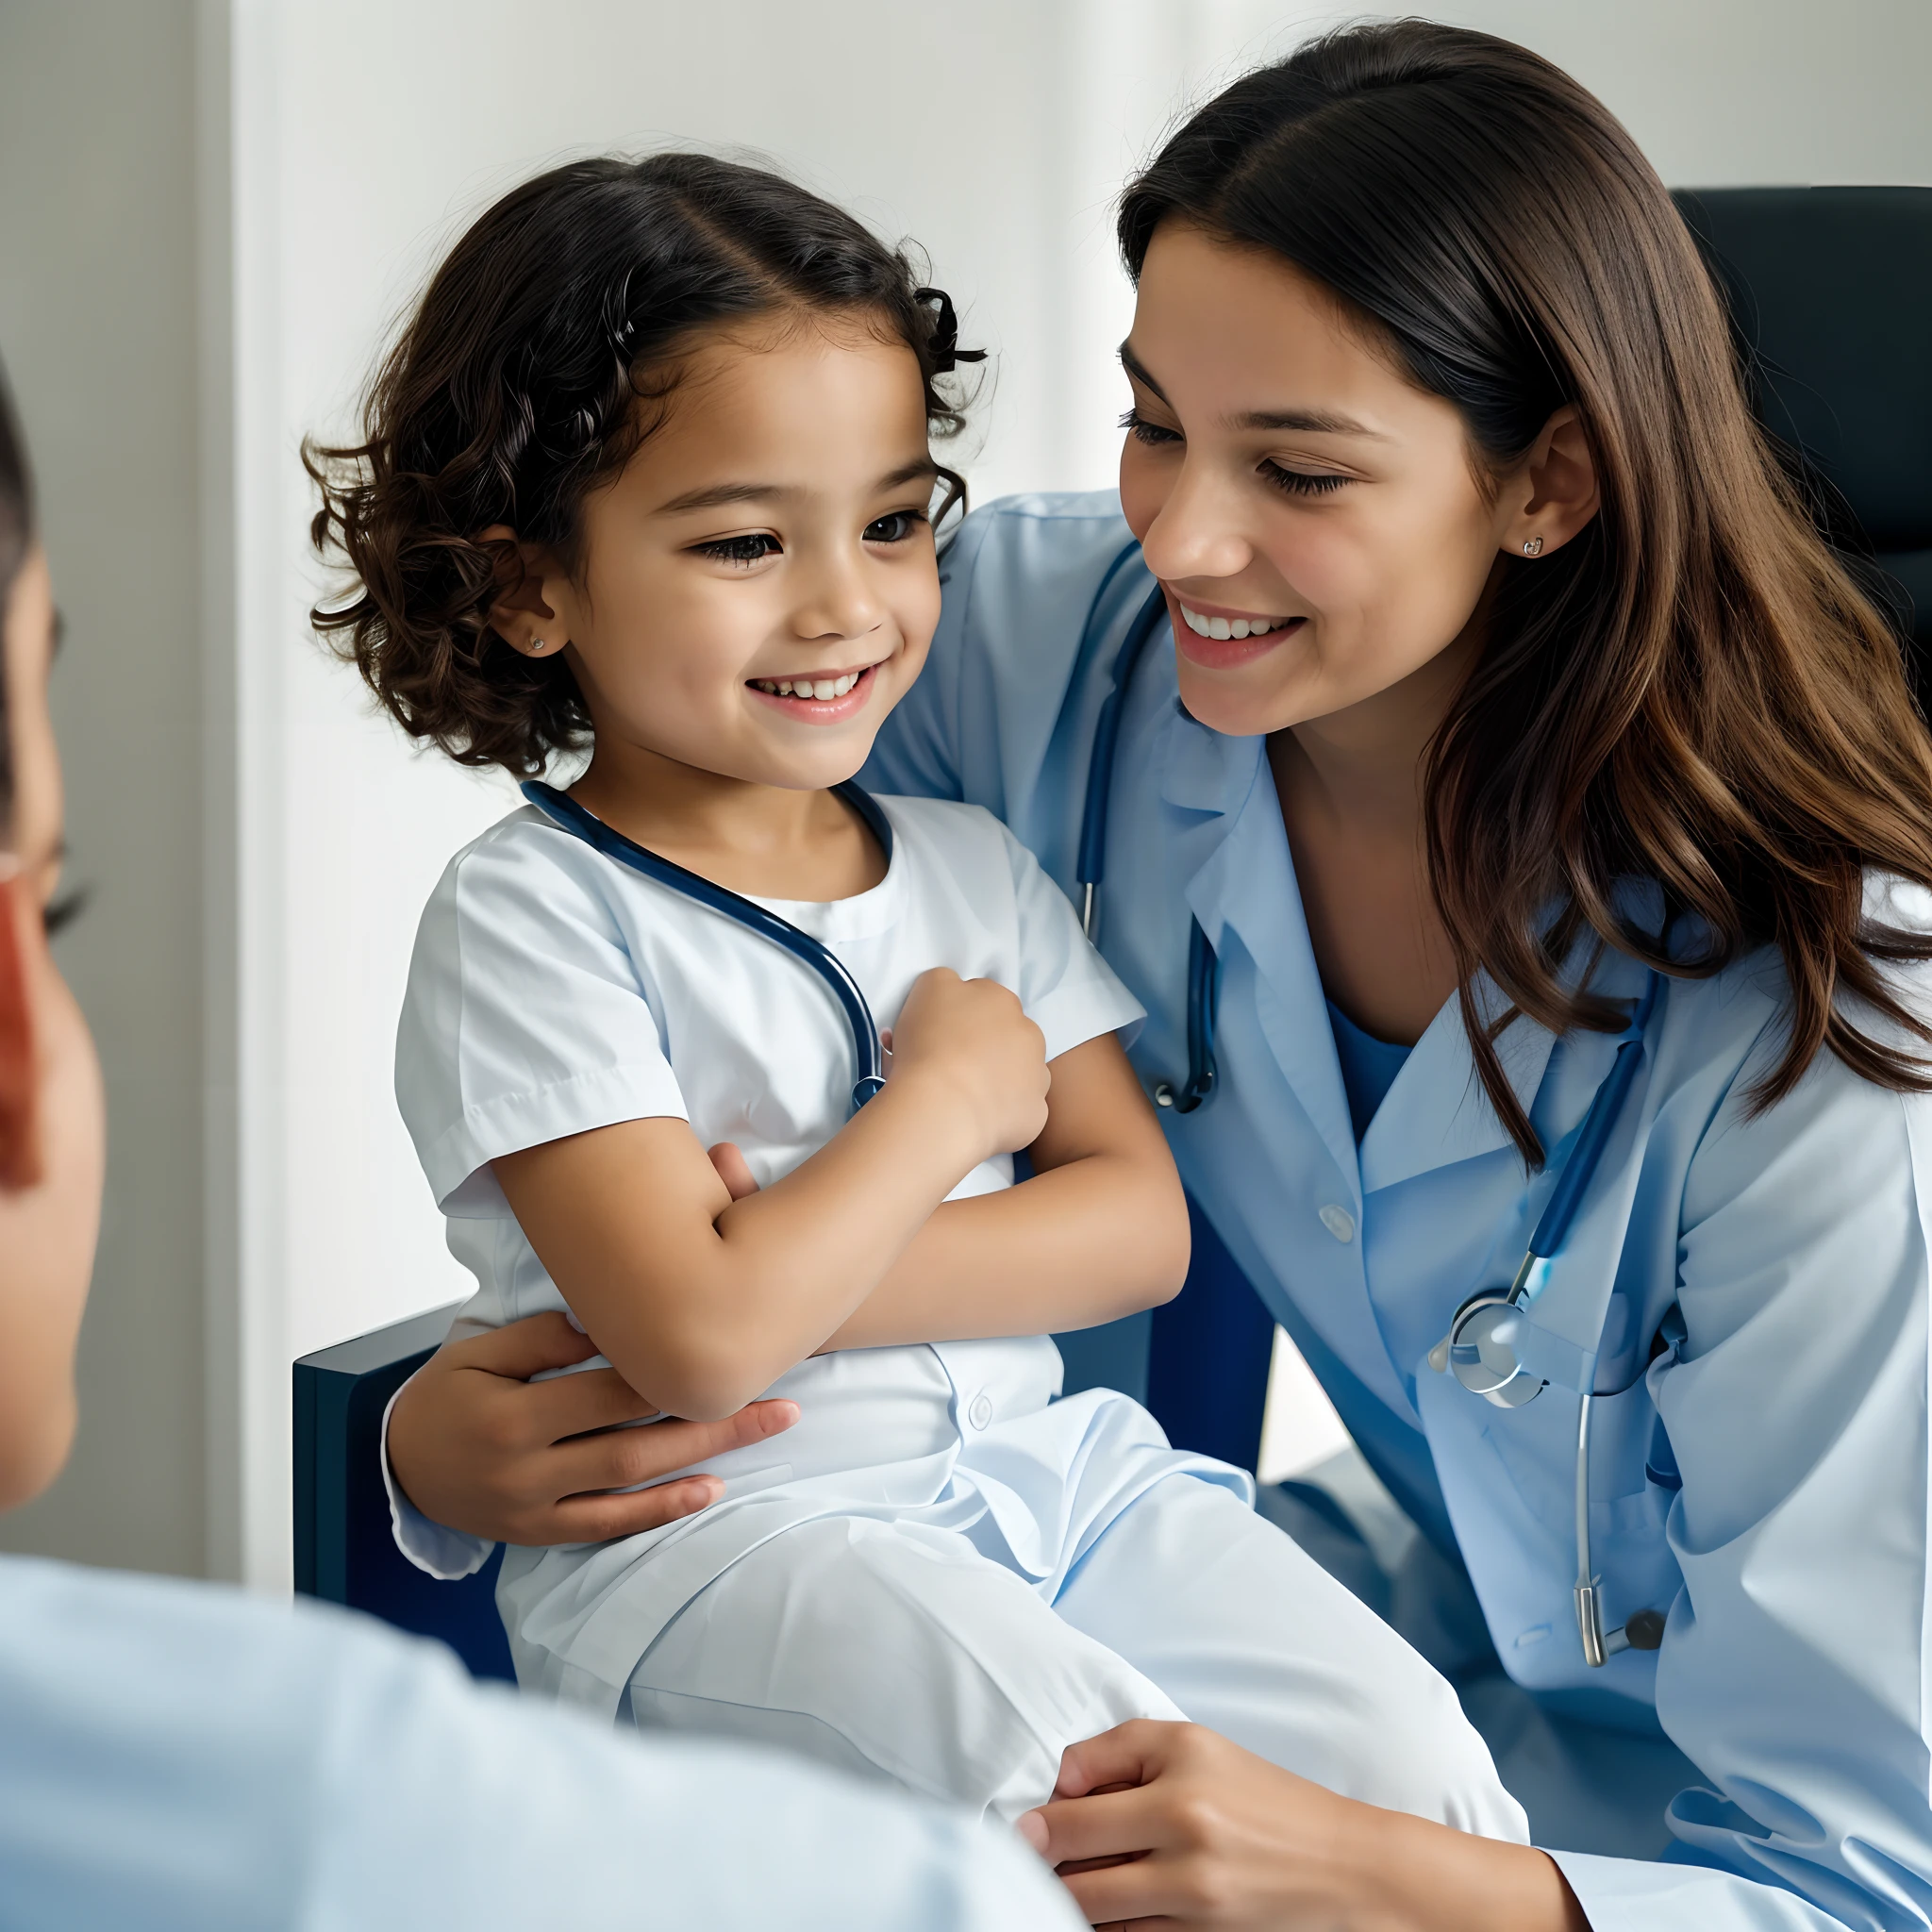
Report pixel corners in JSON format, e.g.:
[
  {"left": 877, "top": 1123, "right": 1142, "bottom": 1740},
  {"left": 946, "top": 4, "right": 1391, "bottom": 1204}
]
[
  {"left": 1029, "top": 972, "right": 1146, "bottom": 1064},
  {"left": 423, "top": 1059, "right": 690, "bottom": 1213},
  {"left": 379, "top": 1376, "right": 495, "bottom": 1582}
]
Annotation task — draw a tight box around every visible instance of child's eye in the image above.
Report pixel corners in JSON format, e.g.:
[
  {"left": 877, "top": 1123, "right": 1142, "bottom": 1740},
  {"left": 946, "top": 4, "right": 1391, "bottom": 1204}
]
[
  {"left": 1119, "top": 408, "right": 1181, "bottom": 448},
  {"left": 864, "top": 510, "right": 928, "bottom": 545},
  {"left": 1259, "top": 461, "right": 1350, "bottom": 499},
  {"left": 695, "top": 533, "right": 782, "bottom": 567}
]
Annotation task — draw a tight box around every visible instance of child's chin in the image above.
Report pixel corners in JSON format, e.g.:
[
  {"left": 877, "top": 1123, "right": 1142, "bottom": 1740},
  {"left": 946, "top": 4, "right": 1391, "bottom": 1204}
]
[{"left": 754, "top": 735, "right": 879, "bottom": 794}]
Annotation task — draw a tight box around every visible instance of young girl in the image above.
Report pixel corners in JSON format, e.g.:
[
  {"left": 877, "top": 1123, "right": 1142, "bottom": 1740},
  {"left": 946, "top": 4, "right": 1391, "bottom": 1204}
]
[{"left": 310, "top": 152, "right": 1523, "bottom": 1834}]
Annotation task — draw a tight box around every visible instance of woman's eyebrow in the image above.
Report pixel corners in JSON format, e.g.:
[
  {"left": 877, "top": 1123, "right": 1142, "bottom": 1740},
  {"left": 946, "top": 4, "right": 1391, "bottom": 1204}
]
[
  {"left": 655, "top": 458, "right": 938, "bottom": 519},
  {"left": 1121, "top": 340, "right": 1382, "bottom": 439},
  {"left": 1235, "top": 406, "right": 1385, "bottom": 438}
]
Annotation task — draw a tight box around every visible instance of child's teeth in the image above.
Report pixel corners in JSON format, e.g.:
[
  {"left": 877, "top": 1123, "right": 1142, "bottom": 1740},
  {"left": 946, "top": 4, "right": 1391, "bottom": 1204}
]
[{"left": 755, "top": 670, "right": 867, "bottom": 700}]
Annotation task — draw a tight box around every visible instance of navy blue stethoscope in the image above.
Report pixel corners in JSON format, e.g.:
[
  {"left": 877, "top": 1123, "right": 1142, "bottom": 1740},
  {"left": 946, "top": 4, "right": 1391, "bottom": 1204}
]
[
  {"left": 525, "top": 563, "right": 1666, "bottom": 1667},
  {"left": 520, "top": 777, "right": 894, "bottom": 1115}
]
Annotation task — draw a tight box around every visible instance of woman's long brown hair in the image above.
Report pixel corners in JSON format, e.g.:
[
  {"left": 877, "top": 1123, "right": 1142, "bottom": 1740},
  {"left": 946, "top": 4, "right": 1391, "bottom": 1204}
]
[{"left": 1121, "top": 20, "right": 1932, "bottom": 1161}]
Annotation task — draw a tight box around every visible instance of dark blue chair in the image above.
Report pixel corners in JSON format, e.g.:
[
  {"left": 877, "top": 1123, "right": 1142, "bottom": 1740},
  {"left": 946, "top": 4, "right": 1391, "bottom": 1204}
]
[{"left": 291, "top": 1198, "right": 1274, "bottom": 1679}]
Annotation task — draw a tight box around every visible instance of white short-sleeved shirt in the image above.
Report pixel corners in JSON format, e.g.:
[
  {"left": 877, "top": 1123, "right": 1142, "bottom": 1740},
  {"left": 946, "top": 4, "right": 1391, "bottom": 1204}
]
[
  {"left": 394, "top": 791, "right": 1217, "bottom": 1717},
  {"left": 398, "top": 790, "right": 1141, "bottom": 1308}
]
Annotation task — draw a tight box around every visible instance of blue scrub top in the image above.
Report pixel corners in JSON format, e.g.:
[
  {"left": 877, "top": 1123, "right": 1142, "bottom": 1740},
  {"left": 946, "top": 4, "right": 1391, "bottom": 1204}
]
[
  {"left": 1327, "top": 1002, "right": 1412, "bottom": 1143},
  {"left": 862, "top": 491, "right": 1932, "bottom": 1932}
]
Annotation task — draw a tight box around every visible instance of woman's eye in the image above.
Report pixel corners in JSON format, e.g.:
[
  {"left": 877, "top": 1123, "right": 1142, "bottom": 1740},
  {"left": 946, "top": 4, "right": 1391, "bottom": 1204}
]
[
  {"left": 1260, "top": 460, "right": 1350, "bottom": 499},
  {"left": 863, "top": 510, "right": 928, "bottom": 545},
  {"left": 1119, "top": 408, "right": 1182, "bottom": 448},
  {"left": 695, "top": 533, "right": 782, "bottom": 567}
]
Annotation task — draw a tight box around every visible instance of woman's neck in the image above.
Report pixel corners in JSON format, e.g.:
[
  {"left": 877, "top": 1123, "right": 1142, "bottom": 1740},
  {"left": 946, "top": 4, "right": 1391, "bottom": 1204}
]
[
  {"left": 570, "top": 743, "right": 885, "bottom": 902},
  {"left": 1268, "top": 629, "right": 1478, "bottom": 1044}
]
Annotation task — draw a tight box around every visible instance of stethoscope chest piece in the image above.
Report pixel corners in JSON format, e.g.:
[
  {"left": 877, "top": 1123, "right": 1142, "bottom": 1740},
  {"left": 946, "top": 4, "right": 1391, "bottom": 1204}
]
[{"left": 1436, "top": 1291, "right": 1548, "bottom": 1408}]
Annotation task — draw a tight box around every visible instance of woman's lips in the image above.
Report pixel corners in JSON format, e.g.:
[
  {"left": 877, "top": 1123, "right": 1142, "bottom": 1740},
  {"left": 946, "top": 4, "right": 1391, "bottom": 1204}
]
[
  {"left": 1166, "top": 592, "right": 1307, "bottom": 669},
  {"left": 746, "top": 662, "right": 880, "bottom": 724}
]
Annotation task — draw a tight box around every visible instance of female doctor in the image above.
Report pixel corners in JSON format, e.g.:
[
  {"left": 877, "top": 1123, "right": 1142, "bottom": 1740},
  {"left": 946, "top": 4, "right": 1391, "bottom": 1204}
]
[{"left": 385, "top": 22, "right": 1932, "bottom": 1932}]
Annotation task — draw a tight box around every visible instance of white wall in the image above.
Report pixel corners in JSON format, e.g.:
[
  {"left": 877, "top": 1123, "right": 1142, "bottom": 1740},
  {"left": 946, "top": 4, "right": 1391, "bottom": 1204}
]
[{"left": 10, "top": 0, "right": 1925, "bottom": 1588}]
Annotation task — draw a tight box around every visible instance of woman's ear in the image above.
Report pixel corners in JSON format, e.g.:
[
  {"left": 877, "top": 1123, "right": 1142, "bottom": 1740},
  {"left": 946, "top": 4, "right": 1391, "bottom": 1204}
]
[
  {"left": 0, "top": 872, "right": 41, "bottom": 1191},
  {"left": 1502, "top": 406, "right": 1600, "bottom": 560},
  {"left": 476, "top": 524, "right": 565, "bottom": 659}
]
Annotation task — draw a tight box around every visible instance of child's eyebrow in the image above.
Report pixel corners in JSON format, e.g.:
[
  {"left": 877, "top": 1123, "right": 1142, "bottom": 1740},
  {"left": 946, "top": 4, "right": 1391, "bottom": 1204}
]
[{"left": 655, "top": 458, "right": 940, "bottom": 518}]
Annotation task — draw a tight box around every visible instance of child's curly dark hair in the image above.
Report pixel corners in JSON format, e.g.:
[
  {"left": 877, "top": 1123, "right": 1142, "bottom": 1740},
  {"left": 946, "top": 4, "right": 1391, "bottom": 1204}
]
[{"left": 308, "top": 152, "right": 977, "bottom": 776}]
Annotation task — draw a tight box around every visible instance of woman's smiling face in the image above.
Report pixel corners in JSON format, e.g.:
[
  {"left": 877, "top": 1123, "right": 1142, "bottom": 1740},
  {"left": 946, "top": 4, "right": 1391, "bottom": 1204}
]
[{"left": 1118, "top": 221, "right": 1524, "bottom": 739}]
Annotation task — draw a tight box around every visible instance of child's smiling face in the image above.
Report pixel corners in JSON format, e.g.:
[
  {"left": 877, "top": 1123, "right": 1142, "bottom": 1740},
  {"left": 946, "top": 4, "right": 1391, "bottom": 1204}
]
[{"left": 489, "top": 314, "right": 943, "bottom": 796}]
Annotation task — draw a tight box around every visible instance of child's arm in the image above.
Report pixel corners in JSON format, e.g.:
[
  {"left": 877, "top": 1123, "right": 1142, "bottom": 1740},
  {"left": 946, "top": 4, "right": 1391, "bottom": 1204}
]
[
  {"left": 815, "top": 1032, "right": 1190, "bottom": 1351},
  {"left": 491, "top": 969, "right": 1049, "bottom": 1423}
]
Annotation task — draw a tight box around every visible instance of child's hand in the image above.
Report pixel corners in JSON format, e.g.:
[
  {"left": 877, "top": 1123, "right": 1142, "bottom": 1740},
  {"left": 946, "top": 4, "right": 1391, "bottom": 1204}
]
[{"left": 888, "top": 968, "right": 1049, "bottom": 1159}]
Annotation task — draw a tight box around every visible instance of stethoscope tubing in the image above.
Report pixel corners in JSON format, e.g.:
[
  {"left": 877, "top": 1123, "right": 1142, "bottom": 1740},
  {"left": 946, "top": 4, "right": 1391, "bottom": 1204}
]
[
  {"left": 520, "top": 780, "right": 891, "bottom": 1113},
  {"left": 1075, "top": 575, "right": 1221, "bottom": 1111}
]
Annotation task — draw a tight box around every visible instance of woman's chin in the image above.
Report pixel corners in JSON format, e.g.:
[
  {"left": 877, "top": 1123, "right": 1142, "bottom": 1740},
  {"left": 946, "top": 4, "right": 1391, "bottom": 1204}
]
[{"left": 1174, "top": 662, "right": 1313, "bottom": 738}]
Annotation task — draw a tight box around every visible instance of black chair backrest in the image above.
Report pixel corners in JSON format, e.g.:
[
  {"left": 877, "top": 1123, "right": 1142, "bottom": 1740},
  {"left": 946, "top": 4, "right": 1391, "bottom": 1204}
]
[{"left": 1672, "top": 186, "right": 1932, "bottom": 681}]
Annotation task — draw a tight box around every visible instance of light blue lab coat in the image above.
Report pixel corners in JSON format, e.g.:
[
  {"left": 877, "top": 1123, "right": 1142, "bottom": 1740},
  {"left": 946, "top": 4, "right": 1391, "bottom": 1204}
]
[
  {"left": 862, "top": 491, "right": 1932, "bottom": 1932},
  {"left": 0, "top": 1554, "right": 1078, "bottom": 1929}
]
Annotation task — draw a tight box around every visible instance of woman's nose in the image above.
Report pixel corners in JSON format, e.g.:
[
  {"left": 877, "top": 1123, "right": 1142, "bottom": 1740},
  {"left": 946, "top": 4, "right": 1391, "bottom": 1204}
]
[{"left": 1138, "top": 456, "right": 1257, "bottom": 589}]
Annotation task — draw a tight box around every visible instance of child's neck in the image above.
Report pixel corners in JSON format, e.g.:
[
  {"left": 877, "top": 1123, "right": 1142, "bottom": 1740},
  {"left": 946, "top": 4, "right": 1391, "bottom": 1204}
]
[{"left": 570, "top": 743, "right": 886, "bottom": 903}]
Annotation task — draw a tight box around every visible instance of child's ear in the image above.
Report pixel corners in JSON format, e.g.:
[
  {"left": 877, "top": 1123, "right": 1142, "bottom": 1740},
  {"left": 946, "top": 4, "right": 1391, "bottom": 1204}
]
[
  {"left": 476, "top": 524, "right": 563, "bottom": 659},
  {"left": 0, "top": 874, "right": 41, "bottom": 1191}
]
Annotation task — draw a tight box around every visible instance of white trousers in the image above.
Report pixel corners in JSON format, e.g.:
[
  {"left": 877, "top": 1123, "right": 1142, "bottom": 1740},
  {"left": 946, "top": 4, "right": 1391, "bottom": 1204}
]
[{"left": 626, "top": 1475, "right": 1528, "bottom": 1835}]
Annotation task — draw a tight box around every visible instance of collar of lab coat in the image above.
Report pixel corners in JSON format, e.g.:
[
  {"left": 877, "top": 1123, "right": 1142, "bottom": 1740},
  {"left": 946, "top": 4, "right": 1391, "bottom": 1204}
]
[{"left": 1158, "top": 707, "right": 1562, "bottom": 1196}]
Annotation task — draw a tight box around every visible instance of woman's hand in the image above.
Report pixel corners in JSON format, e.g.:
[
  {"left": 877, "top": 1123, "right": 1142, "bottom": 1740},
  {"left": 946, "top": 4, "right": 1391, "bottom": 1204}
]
[
  {"left": 385, "top": 1309, "right": 799, "bottom": 1546},
  {"left": 1018, "top": 1721, "right": 1586, "bottom": 1932}
]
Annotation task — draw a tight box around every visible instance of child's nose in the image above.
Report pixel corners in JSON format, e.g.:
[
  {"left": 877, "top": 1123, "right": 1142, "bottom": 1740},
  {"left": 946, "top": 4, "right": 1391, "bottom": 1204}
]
[{"left": 791, "top": 553, "right": 883, "bottom": 642}]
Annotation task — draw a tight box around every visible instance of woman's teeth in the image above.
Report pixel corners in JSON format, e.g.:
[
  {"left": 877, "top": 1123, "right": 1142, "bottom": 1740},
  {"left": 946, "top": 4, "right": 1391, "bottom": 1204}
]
[
  {"left": 751, "top": 671, "right": 862, "bottom": 701},
  {"left": 1176, "top": 602, "right": 1294, "bottom": 642}
]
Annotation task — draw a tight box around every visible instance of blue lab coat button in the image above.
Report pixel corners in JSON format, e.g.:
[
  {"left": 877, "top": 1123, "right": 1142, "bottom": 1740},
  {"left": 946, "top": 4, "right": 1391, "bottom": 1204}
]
[{"left": 1318, "top": 1204, "right": 1356, "bottom": 1243}]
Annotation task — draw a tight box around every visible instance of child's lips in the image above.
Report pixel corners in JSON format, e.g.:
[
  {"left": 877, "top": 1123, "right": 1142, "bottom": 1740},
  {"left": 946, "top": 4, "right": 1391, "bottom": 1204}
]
[{"left": 746, "top": 661, "right": 880, "bottom": 724}]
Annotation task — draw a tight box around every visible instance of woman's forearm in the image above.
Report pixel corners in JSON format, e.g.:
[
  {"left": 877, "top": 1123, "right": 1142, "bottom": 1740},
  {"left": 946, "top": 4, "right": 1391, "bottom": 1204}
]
[
  {"left": 1346, "top": 1807, "right": 1590, "bottom": 1932},
  {"left": 821, "top": 1148, "right": 1188, "bottom": 1350}
]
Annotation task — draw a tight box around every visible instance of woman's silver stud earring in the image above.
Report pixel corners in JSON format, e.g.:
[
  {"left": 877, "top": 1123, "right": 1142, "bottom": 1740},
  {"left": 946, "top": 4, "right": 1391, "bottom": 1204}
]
[{"left": 1522, "top": 535, "right": 1544, "bottom": 557}]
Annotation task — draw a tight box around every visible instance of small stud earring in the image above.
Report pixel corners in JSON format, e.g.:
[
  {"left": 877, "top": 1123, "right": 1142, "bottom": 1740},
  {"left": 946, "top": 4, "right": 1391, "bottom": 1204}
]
[
  {"left": 530, "top": 637, "right": 548, "bottom": 653},
  {"left": 1521, "top": 535, "right": 1544, "bottom": 557}
]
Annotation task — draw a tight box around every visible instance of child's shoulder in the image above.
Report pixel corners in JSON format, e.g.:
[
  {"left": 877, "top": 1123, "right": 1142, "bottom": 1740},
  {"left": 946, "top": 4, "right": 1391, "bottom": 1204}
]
[
  {"left": 426, "top": 803, "right": 624, "bottom": 921},
  {"left": 873, "top": 792, "right": 1032, "bottom": 875},
  {"left": 871, "top": 791, "right": 1004, "bottom": 842},
  {"left": 871, "top": 792, "right": 1075, "bottom": 927}
]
